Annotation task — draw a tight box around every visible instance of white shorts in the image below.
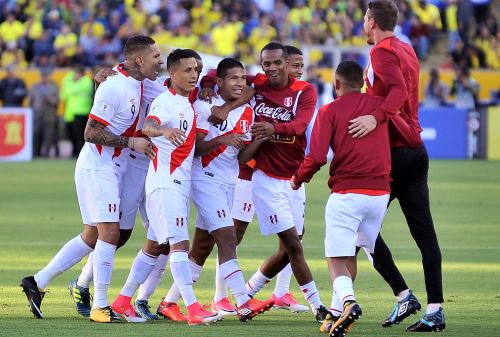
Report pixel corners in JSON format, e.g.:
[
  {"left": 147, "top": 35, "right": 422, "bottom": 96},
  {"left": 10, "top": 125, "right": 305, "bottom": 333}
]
[
  {"left": 146, "top": 186, "right": 190, "bottom": 245},
  {"left": 231, "top": 179, "right": 255, "bottom": 223},
  {"left": 75, "top": 167, "right": 122, "bottom": 224},
  {"left": 324, "top": 192, "right": 389, "bottom": 257},
  {"left": 192, "top": 180, "right": 235, "bottom": 233},
  {"left": 119, "top": 163, "right": 148, "bottom": 230},
  {"left": 252, "top": 170, "right": 305, "bottom": 236}
]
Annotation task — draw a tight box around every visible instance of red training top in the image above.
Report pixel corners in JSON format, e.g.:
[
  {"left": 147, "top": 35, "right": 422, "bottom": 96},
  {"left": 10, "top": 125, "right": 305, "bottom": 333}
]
[
  {"left": 294, "top": 92, "right": 391, "bottom": 192},
  {"left": 365, "top": 36, "right": 423, "bottom": 148}
]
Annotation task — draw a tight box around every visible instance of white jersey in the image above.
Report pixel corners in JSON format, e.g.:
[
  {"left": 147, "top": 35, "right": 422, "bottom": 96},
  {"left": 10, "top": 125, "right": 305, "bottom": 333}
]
[
  {"left": 192, "top": 96, "right": 254, "bottom": 186},
  {"left": 76, "top": 64, "right": 142, "bottom": 172},
  {"left": 128, "top": 76, "right": 170, "bottom": 169},
  {"left": 145, "top": 87, "right": 196, "bottom": 194}
]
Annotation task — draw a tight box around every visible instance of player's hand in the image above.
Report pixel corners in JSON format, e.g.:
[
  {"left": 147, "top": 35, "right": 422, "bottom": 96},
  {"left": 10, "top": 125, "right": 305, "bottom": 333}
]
[
  {"left": 252, "top": 122, "right": 275, "bottom": 140},
  {"left": 219, "top": 133, "right": 245, "bottom": 150},
  {"left": 348, "top": 115, "right": 377, "bottom": 138},
  {"left": 94, "top": 68, "right": 117, "bottom": 84},
  {"left": 198, "top": 87, "right": 218, "bottom": 103},
  {"left": 130, "top": 137, "right": 156, "bottom": 159},
  {"left": 208, "top": 105, "right": 229, "bottom": 124},
  {"left": 163, "top": 128, "right": 186, "bottom": 147},
  {"left": 290, "top": 176, "right": 300, "bottom": 190}
]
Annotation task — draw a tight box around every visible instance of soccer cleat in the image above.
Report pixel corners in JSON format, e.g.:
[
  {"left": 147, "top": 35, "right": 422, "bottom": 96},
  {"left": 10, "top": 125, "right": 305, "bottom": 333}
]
[
  {"left": 157, "top": 300, "right": 188, "bottom": 321},
  {"left": 111, "top": 298, "right": 146, "bottom": 323},
  {"left": 272, "top": 292, "right": 310, "bottom": 313},
  {"left": 187, "top": 302, "right": 223, "bottom": 325},
  {"left": 68, "top": 278, "right": 92, "bottom": 317},
  {"left": 20, "top": 276, "right": 45, "bottom": 319},
  {"left": 382, "top": 290, "right": 422, "bottom": 327},
  {"left": 329, "top": 301, "right": 362, "bottom": 337},
  {"left": 406, "top": 308, "right": 445, "bottom": 332},
  {"left": 320, "top": 313, "right": 340, "bottom": 334},
  {"left": 89, "top": 306, "right": 121, "bottom": 323},
  {"left": 134, "top": 300, "right": 159, "bottom": 320},
  {"left": 236, "top": 298, "right": 275, "bottom": 322},
  {"left": 211, "top": 297, "right": 237, "bottom": 316},
  {"left": 314, "top": 305, "right": 333, "bottom": 324}
]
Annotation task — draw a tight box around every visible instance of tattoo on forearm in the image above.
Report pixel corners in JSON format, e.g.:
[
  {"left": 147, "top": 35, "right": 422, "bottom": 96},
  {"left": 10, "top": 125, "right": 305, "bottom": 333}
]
[
  {"left": 85, "top": 119, "right": 129, "bottom": 148},
  {"left": 142, "top": 119, "right": 164, "bottom": 137}
]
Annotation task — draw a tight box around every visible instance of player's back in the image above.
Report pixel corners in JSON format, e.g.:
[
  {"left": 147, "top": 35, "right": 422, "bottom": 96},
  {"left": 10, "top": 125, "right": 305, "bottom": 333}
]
[
  {"left": 192, "top": 96, "right": 253, "bottom": 186},
  {"left": 77, "top": 65, "right": 142, "bottom": 172},
  {"left": 145, "top": 88, "right": 196, "bottom": 194},
  {"left": 323, "top": 92, "right": 391, "bottom": 191}
]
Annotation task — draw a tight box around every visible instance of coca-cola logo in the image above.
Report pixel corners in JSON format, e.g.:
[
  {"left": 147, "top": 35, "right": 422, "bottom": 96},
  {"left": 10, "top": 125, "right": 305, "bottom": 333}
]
[{"left": 254, "top": 102, "right": 292, "bottom": 122}]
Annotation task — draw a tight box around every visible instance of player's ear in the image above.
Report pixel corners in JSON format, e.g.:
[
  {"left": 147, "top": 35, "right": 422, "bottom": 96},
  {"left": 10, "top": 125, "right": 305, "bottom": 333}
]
[
  {"left": 215, "top": 76, "right": 223, "bottom": 88},
  {"left": 335, "top": 78, "right": 340, "bottom": 91},
  {"left": 135, "top": 55, "right": 144, "bottom": 68}
]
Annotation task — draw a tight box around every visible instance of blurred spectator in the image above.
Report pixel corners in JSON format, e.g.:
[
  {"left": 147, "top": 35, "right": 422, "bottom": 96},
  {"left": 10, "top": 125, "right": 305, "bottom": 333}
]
[
  {"left": 457, "top": 0, "right": 474, "bottom": 46},
  {"left": 33, "top": 30, "right": 55, "bottom": 67},
  {"left": 423, "top": 68, "right": 449, "bottom": 107},
  {"left": 211, "top": 15, "right": 240, "bottom": 57},
  {"left": 0, "top": 65, "right": 27, "bottom": 107},
  {"left": 1, "top": 40, "right": 28, "bottom": 68},
  {"left": 54, "top": 24, "right": 78, "bottom": 67},
  {"left": 60, "top": 67, "right": 93, "bottom": 157},
  {"left": 0, "top": 12, "right": 24, "bottom": 47},
  {"left": 451, "top": 68, "right": 480, "bottom": 110},
  {"left": 471, "top": 0, "right": 490, "bottom": 28},
  {"left": 474, "top": 25, "right": 499, "bottom": 69},
  {"left": 306, "top": 65, "right": 325, "bottom": 107},
  {"left": 446, "top": 0, "right": 460, "bottom": 51},
  {"left": 29, "top": 68, "right": 59, "bottom": 157},
  {"left": 248, "top": 14, "right": 277, "bottom": 59}
]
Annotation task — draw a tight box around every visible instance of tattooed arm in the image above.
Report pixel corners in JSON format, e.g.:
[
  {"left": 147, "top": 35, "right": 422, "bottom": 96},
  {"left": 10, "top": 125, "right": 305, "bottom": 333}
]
[
  {"left": 84, "top": 118, "right": 156, "bottom": 158},
  {"left": 143, "top": 118, "right": 186, "bottom": 147}
]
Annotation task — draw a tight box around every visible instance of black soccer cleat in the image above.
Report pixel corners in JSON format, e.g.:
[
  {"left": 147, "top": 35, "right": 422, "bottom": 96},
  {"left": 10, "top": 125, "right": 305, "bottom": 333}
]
[
  {"left": 315, "top": 305, "right": 333, "bottom": 324},
  {"left": 20, "top": 276, "right": 45, "bottom": 319},
  {"left": 382, "top": 290, "right": 421, "bottom": 327},
  {"left": 329, "top": 301, "right": 362, "bottom": 337},
  {"left": 406, "top": 307, "right": 445, "bottom": 332}
]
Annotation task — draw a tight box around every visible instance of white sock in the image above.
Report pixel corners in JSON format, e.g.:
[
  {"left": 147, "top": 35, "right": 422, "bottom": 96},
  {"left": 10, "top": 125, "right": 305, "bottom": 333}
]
[
  {"left": 426, "top": 303, "right": 442, "bottom": 314},
  {"left": 397, "top": 289, "right": 410, "bottom": 301},
  {"left": 219, "top": 259, "right": 250, "bottom": 307},
  {"left": 330, "top": 290, "right": 343, "bottom": 317},
  {"left": 164, "top": 259, "right": 202, "bottom": 303},
  {"left": 77, "top": 252, "right": 94, "bottom": 288},
  {"left": 214, "top": 255, "right": 228, "bottom": 302},
  {"left": 300, "top": 280, "right": 323, "bottom": 310},
  {"left": 246, "top": 269, "right": 271, "bottom": 297},
  {"left": 137, "top": 254, "right": 169, "bottom": 301},
  {"left": 274, "top": 263, "right": 293, "bottom": 297},
  {"left": 34, "top": 234, "right": 93, "bottom": 289},
  {"left": 169, "top": 252, "right": 197, "bottom": 307},
  {"left": 120, "top": 250, "right": 158, "bottom": 298},
  {"left": 92, "top": 239, "right": 116, "bottom": 309},
  {"left": 333, "top": 276, "right": 356, "bottom": 305}
]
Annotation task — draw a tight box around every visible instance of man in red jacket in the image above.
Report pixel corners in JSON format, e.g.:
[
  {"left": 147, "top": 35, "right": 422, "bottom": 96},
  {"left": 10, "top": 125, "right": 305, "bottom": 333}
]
[
  {"left": 348, "top": 0, "right": 445, "bottom": 332},
  {"left": 292, "top": 60, "right": 391, "bottom": 337}
]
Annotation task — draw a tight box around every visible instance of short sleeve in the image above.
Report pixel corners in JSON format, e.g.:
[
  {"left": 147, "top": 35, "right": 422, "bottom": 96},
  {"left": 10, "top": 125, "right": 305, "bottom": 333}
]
[
  {"left": 193, "top": 100, "right": 211, "bottom": 134},
  {"left": 88, "top": 82, "right": 119, "bottom": 126},
  {"left": 240, "top": 106, "right": 254, "bottom": 144},
  {"left": 145, "top": 95, "right": 170, "bottom": 126}
]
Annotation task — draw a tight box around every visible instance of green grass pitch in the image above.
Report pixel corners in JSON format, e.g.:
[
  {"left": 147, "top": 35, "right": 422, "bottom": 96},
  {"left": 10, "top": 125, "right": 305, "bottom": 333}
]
[{"left": 0, "top": 159, "right": 499, "bottom": 337}]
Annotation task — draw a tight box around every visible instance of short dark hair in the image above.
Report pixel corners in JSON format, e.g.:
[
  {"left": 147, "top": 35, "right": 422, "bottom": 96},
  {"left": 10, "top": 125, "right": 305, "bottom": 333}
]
[
  {"left": 285, "top": 45, "right": 303, "bottom": 57},
  {"left": 216, "top": 58, "right": 244, "bottom": 78},
  {"left": 184, "top": 49, "right": 202, "bottom": 61},
  {"left": 335, "top": 61, "right": 364, "bottom": 89},
  {"left": 368, "top": 0, "right": 398, "bottom": 32},
  {"left": 261, "top": 42, "right": 287, "bottom": 57},
  {"left": 123, "top": 35, "right": 156, "bottom": 58},
  {"left": 167, "top": 48, "right": 195, "bottom": 70}
]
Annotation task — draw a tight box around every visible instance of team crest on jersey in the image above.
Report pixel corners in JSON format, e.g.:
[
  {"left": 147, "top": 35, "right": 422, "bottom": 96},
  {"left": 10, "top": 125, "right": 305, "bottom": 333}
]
[
  {"left": 240, "top": 120, "right": 249, "bottom": 133},
  {"left": 283, "top": 97, "right": 293, "bottom": 108}
]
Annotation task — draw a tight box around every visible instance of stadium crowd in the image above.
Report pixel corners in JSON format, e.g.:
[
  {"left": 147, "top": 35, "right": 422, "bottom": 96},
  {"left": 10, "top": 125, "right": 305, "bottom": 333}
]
[{"left": 0, "top": 0, "right": 497, "bottom": 70}]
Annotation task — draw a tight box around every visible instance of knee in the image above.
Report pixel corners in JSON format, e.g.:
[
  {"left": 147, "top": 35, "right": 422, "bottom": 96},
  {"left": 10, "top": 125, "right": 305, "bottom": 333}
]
[
  {"left": 285, "top": 238, "right": 304, "bottom": 258},
  {"left": 144, "top": 240, "right": 163, "bottom": 256}
]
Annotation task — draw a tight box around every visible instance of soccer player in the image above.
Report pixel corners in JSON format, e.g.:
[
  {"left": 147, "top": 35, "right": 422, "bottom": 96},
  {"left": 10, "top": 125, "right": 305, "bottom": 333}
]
[
  {"left": 292, "top": 60, "right": 391, "bottom": 337},
  {"left": 141, "top": 49, "right": 221, "bottom": 326},
  {"left": 348, "top": 0, "right": 445, "bottom": 331},
  {"left": 235, "top": 42, "right": 329, "bottom": 321},
  {"left": 161, "top": 57, "right": 275, "bottom": 321},
  {"left": 68, "top": 50, "right": 205, "bottom": 322},
  {"left": 20, "top": 35, "right": 161, "bottom": 322}
]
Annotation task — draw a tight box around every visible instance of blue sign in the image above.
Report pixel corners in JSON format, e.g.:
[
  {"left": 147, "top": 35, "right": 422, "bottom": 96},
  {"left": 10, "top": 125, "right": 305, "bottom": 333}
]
[{"left": 419, "top": 107, "right": 468, "bottom": 159}]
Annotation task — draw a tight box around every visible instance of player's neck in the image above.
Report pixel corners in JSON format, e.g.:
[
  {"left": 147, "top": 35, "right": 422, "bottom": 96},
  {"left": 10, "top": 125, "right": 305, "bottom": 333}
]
[
  {"left": 374, "top": 30, "right": 395, "bottom": 45},
  {"left": 270, "top": 75, "right": 291, "bottom": 90},
  {"left": 170, "top": 82, "right": 190, "bottom": 97},
  {"left": 122, "top": 62, "right": 145, "bottom": 81},
  {"left": 337, "top": 88, "right": 360, "bottom": 97},
  {"left": 218, "top": 90, "right": 232, "bottom": 103}
]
